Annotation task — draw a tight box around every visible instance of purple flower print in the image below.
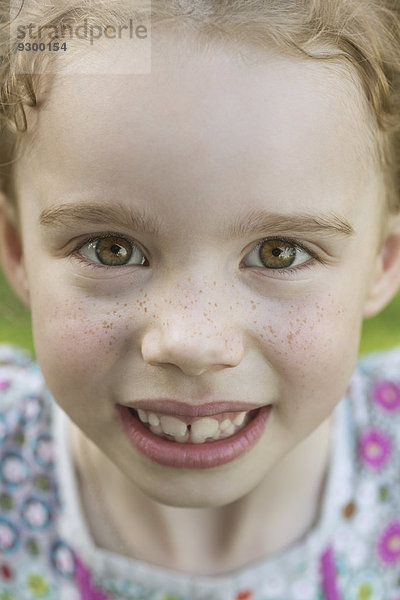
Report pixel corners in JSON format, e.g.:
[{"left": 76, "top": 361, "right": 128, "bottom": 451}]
[
  {"left": 372, "top": 381, "right": 400, "bottom": 412},
  {"left": 75, "top": 555, "right": 111, "bottom": 600},
  {"left": 378, "top": 521, "right": 400, "bottom": 565},
  {"left": 0, "top": 380, "right": 10, "bottom": 392},
  {"left": 359, "top": 429, "right": 391, "bottom": 470}
]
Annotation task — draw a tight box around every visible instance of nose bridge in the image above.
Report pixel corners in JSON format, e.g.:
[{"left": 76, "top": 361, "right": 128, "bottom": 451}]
[
  {"left": 156, "top": 275, "right": 231, "bottom": 332},
  {"left": 141, "top": 277, "right": 244, "bottom": 375}
]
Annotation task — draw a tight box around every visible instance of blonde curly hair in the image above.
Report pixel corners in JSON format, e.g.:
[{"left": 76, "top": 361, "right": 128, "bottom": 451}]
[{"left": 1, "top": 0, "right": 400, "bottom": 224}]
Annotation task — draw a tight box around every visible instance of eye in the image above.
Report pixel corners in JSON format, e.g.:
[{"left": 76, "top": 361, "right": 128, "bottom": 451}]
[
  {"left": 243, "top": 238, "right": 312, "bottom": 270},
  {"left": 77, "top": 235, "right": 148, "bottom": 267}
]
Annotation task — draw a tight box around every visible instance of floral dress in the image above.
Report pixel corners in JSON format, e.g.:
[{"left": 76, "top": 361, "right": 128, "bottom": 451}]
[{"left": 0, "top": 343, "right": 400, "bottom": 600}]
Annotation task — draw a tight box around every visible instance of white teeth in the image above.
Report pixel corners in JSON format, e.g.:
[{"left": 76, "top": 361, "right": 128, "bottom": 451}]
[
  {"left": 220, "top": 419, "right": 232, "bottom": 432},
  {"left": 190, "top": 418, "right": 219, "bottom": 443},
  {"left": 174, "top": 432, "right": 190, "bottom": 443},
  {"left": 233, "top": 411, "right": 246, "bottom": 426},
  {"left": 159, "top": 415, "right": 187, "bottom": 437},
  {"left": 134, "top": 408, "right": 252, "bottom": 444},
  {"left": 222, "top": 423, "right": 235, "bottom": 436},
  {"left": 149, "top": 424, "right": 163, "bottom": 435},
  {"left": 148, "top": 412, "right": 160, "bottom": 426},
  {"left": 138, "top": 409, "right": 148, "bottom": 423}
]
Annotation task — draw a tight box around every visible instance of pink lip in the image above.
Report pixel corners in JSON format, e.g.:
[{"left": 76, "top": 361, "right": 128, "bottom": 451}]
[
  {"left": 115, "top": 404, "right": 272, "bottom": 469},
  {"left": 123, "top": 399, "right": 264, "bottom": 417}
]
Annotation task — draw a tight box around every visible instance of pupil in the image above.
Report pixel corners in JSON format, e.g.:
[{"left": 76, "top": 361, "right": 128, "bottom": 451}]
[
  {"left": 272, "top": 248, "right": 281, "bottom": 257},
  {"left": 111, "top": 244, "right": 122, "bottom": 255}
]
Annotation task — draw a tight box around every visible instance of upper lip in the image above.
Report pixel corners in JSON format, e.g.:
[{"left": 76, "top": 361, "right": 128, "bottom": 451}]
[{"left": 121, "top": 400, "right": 265, "bottom": 417}]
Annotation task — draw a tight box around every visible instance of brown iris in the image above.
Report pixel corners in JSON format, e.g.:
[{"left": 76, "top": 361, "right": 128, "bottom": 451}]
[
  {"left": 259, "top": 239, "right": 296, "bottom": 269},
  {"left": 95, "top": 237, "right": 133, "bottom": 266}
]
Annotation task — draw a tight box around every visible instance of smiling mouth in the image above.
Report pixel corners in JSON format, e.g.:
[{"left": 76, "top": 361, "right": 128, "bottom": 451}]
[{"left": 128, "top": 407, "right": 260, "bottom": 444}]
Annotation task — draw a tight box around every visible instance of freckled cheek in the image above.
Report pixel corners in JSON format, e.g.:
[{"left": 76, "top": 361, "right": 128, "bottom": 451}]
[
  {"left": 31, "top": 299, "right": 136, "bottom": 379},
  {"left": 251, "top": 301, "right": 361, "bottom": 384}
]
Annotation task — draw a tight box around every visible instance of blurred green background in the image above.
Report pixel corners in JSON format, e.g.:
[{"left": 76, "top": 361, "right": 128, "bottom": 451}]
[{"left": 0, "top": 266, "right": 399, "bottom": 358}]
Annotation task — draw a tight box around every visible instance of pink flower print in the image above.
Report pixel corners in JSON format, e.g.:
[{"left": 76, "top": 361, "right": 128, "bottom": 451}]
[
  {"left": 378, "top": 521, "right": 400, "bottom": 565},
  {"left": 1, "top": 452, "right": 29, "bottom": 485},
  {"left": 0, "top": 380, "right": 10, "bottom": 392},
  {"left": 24, "top": 397, "right": 42, "bottom": 422},
  {"left": 22, "top": 498, "right": 50, "bottom": 529},
  {"left": 359, "top": 429, "right": 391, "bottom": 470},
  {"left": 372, "top": 381, "right": 400, "bottom": 412},
  {"left": 74, "top": 555, "right": 111, "bottom": 600},
  {"left": 0, "top": 519, "right": 18, "bottom": 552}
]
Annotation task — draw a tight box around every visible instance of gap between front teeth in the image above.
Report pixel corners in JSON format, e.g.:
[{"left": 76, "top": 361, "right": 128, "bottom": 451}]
[{"left": 136, "top": 409, "right": 249, "bottom": 444}]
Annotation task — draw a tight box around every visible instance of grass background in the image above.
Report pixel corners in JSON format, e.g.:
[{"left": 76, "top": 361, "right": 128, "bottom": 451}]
[{"left": 0, "top": 266, "right": 399, "bottom": 358}]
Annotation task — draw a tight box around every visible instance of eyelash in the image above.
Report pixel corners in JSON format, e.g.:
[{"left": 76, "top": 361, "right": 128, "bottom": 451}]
[{"left": 70, "top": 233, "right": 324, "bottom": 276}]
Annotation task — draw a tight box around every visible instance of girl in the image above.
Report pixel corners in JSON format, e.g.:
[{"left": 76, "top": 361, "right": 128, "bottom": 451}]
[{"left": 0, "top": 1, "right": 400, "bottom": 598}]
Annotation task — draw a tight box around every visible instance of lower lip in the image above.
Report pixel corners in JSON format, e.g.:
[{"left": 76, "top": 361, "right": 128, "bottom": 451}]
[{"left": 115, "top": 405, "right": 272, "bottom": 469}]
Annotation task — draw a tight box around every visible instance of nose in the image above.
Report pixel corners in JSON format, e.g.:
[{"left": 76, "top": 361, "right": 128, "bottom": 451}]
[{"left": 141, "top": 314, "right": 244, "bottom": 377}]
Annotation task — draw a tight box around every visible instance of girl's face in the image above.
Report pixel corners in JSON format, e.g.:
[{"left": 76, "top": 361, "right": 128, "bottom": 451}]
[{"left": 10, "top": 36, "right": 390, "bottom": 506}]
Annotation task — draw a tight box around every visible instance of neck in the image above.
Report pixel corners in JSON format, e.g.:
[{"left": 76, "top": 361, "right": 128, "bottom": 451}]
[{"left": 69, "top": 417, "right": 333, "bottom": 576}]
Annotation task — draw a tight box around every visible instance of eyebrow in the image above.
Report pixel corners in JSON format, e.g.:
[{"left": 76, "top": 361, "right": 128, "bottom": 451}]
[
  {"left": 39, "top": 203, "right": 354, "bottom": 238},
  {"left": 39, "top": 202, "right": 162, "bottom": 235},
  {"left": 225, "top": 209, "right": 355, "bottom": 238}
]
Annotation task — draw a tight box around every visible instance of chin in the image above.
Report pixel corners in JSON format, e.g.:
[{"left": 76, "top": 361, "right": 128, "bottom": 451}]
[{"left": 134, "top": 471, "right": 254, "bottom": 508}]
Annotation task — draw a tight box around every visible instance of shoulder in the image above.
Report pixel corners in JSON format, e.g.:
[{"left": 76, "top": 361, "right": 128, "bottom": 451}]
[
  {"left": 332, "top": 349, "right": 400, "bottom": 591},
  {"left": 0, "top": 343, "right": 44, "bottom": 408},
  {"left": 0, "top": 343, "right": 54, "bottom": 483},
  {"left": 342, "top": 347, "right": 400, "bottom": 509},
  {"left": 0, "top": 347, "right": 78, "bottom": 596},
  {"left": 356, "top": 346, "right": 400, "bottom": 383},
  {"left": 347, "top": 347, "right": 400, "bottom": 457},
  {"left": 350, "top": 346, "right": 400, "bottom": 424}
]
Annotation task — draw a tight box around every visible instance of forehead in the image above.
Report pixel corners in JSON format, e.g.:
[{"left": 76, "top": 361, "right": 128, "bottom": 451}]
[{"left": 20, "top": 35, "right": 378, "bottom": 228}]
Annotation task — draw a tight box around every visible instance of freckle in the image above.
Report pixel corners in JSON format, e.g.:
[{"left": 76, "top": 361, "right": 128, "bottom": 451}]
[
  {"left": 230, "top": 306, "right": 232, "bottom": 311},
  {"left": 199, "top": 290, "right": 203, "bottom": 293},
  {"left": 184, "top": 306, "right": 188, "bottom": 309},
  {"left": 252, "top": 305, "right": 256, "bottom": 310}
]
